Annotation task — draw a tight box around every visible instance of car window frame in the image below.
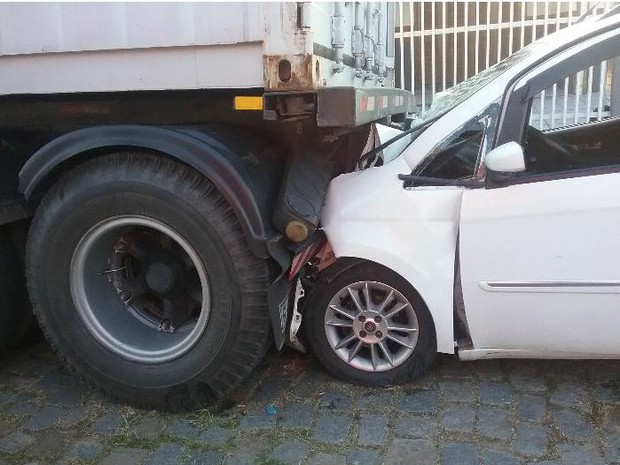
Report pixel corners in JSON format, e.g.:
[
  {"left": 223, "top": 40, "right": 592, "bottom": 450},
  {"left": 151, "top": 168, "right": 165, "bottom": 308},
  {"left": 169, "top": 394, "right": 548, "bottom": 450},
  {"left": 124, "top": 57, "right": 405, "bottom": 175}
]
[
  {"left": 493, "top": 29, "right": 620, "bottom": 187},
  {"left": 413, "top": 103, "right": 500, "bottom": 180}
]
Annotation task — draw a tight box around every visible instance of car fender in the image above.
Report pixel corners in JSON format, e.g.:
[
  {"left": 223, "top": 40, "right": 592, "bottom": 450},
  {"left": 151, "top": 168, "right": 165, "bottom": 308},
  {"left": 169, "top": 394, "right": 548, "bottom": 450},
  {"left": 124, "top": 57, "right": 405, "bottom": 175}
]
[{"left": 321, "top": 157, "right": 462, "bottom": 354}]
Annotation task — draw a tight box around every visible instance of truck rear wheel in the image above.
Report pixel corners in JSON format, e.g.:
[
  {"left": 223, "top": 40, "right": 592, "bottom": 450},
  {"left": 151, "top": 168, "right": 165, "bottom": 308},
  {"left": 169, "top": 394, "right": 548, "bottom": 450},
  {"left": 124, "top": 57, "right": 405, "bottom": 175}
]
[
  {"left": 26, "top": 153, "right": 271, "bottom": 410},
  {"left": 0, "top": 231, "right": 32, "bottom": 351}
]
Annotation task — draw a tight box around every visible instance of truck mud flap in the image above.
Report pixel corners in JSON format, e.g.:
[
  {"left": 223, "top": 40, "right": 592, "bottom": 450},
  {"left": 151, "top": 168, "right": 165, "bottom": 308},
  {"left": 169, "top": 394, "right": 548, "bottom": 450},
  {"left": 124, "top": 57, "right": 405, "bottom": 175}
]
[{"left": 267, "top": 274, "right": 290, "bottom": 350}]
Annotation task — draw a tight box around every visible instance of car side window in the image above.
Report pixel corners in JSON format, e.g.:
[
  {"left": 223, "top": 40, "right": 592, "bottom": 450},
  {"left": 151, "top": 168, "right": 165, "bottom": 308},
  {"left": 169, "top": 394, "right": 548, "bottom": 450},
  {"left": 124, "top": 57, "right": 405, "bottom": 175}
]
[
  {"left": 417, "top": 105, "right": 499, "bottom": 180},
  {"left": 521, "top": 56, "right": 620, "bottom": 176}
]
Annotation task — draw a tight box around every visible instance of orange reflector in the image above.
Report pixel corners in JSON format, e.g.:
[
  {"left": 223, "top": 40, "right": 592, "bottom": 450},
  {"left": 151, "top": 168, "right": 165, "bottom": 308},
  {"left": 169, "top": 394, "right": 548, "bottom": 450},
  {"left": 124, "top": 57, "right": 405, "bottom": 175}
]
[{"left": 234, "top": 96, "right": 263, "bottom": 111}]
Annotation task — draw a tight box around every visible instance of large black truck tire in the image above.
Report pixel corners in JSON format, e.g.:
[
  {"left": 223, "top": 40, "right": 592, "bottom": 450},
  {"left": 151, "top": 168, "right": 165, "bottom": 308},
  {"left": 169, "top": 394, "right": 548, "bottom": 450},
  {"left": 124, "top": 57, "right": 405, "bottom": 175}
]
[
  {"left": 0, "top": 231, "right": 32, "bottom": 351},
  {"left": 26, "top": 153, "right": 271, "bottom": 410}
]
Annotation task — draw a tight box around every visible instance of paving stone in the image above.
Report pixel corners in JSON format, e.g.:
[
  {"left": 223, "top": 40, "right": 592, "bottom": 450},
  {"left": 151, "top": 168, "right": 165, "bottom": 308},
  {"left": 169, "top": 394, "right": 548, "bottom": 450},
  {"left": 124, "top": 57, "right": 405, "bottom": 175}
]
[
  {"left": 473, "top": 360, "right": 505, "bottom": 380},
  {"left": 384, "top": 438, "right": 438, "bottom": 465},
  {"left": 314, "top": 413, "right": 351, "bottom": 444},
  {"left": 441, "top": 404, "right": 476, "bottom": 433},
  {"left": 291, "top": 370, "right": 331, "bottom": 399},
  {"left": 603, "top": 405, "right": 620, "bottom": 433},
  {"left": 165, "top": 418, "right": 201, "bottom": 437},
  {"left": 0, "top": 420, "right": 13, "bottom": 437},
  {"left": 310, "top": 452, "right": 347, "bottom": 465},
  {"left": 394, "top": 415, "right": 439, "bottom": 439},
  {"left": 277, "top": 403, "right": 314, "bottom": 429},
  {"left": 239, "top": 412, "right": 277, "bottom": 430},
  {"left": 35, "top": 370, "right": 75, "bottom": 392},
  {"left": 186, "top": 449, "right": 225, "bottom": 465},
  {"left": 101, "top": 447, "right": 149, "bottom": 465},
  {"left": 594, "top": 383, "right": 620, "bottom": 404},
  {"left": 319, "top": 390, "right": 351, "bottom": 410},
  {"left": 65, "top": 439, "right": 104, "bottom": 461},
  {"left": 549, "top": 382, "right": 587, "bottom": 409},
  {"left": 407, "top": 372, "right": 437, "bottom": 390},
  {"left": 358, "top": 414, "right": 388, "bottom": 446},
  {"left": 57, "top": 405, "right": 93, "bottom": 428},
  {"left": 3, "top": 337, "right": 619, "bottom": 465},
  {"left": 604, "top": 434, "right": 620, "bottom": 462},
  {"left": 145, "top": 443, "right": 183, "bottom": 465},
  {"left": 0, "top": 431, "right": 33, "bottom": 453},
  {"left": 481, "top": 448, "right": 520, "bottom": 465},
  {"left": 553, "top": 408, "right": 595, "bottom": 440},
  {"left": 270, "top": 439, "right": 309, "bottom": 464},
  {"left": 510, "top": 375, "right": 547, "bottom": 392},
  {"left": 197, "top": 426, "right": 234, "bottom": 447},
  {"left": 544, "top": 361, "right": 585, "bottom": 381},
  {"left": 438, "top": 356, "right": 475, "bottom": 379},
  {"left": 0, "top": 373, "right": 35, "bottom": 390},
  {"left": 356, "top": 390, "right": 393, "bottom": 411},
  {"left": 346, "top": 448, "right": 380, "bottom": 465},
  {"left": 134, "top": 416, "right": 166, "bottom": 440},
  {"left": 516, "top": 394, "right": 547, "bottom": 422},
  {"left": 224, "top": 435, "right": 268, "bottom": 465},
  {"left": 251, "top": 375, "right": 291, "bottom": 403},
  {"left": 47, "top": 385, "right": 87, "bottom": 406},
  {"left": 5, "top": 399, "right": 39, "bottom": 417},
  {"left": 480, "top": 381, "right": 513, "bottom": 406},
  {"left": 0, "top": 391, "right": 15, "bottom": 405},
  {"left": 558, "top": 444, "right": 605, "bottom": 465},
  {"left": 439, "top": 379, "right": 477, "bottom": 402},
  {"left": 478, "top": 405, "right": 512, "bottom": 440},
  {"left": 399, "top": 390, "right": 439, "bottom": 414},
  {"left": 440, "top": 442, "right": 478, "bottom": 465},
  {"left": 514, "top": 423, "right": 550, "bottom": 457},
  {"left": 27, "top": 430, "right": 71, "bottom": 458},
  {"left": 23, "top": 405, "right": 65, "bottom": 431},
  {"left": 90, "top": 411, "right": 124, "bottom": 435}
]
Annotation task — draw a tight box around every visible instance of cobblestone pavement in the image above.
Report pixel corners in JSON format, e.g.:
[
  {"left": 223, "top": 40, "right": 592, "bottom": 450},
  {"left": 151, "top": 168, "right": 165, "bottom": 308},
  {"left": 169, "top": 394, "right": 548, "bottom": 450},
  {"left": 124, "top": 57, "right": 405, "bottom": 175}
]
[{"left": 0, "top": 335, "right": 618, "bottom": 465}]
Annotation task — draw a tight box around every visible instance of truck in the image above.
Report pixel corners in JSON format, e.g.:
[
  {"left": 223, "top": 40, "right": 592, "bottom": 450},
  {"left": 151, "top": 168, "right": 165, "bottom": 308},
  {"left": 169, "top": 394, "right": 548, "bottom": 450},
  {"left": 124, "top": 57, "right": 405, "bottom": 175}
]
[{"left": 0, "top": 2, "right": 413, "bottom": 410}]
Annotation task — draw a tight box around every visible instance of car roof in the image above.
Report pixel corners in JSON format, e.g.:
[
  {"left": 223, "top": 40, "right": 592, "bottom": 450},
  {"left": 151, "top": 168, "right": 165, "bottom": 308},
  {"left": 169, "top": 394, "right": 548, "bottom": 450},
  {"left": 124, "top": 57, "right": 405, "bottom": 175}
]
[{"left": 504, "top": 14, "right": 620, "bottom": 80}]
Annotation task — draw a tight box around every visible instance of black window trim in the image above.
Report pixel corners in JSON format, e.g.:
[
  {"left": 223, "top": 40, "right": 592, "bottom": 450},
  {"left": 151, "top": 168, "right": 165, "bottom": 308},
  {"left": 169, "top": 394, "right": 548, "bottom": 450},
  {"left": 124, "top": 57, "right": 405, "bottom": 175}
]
[{"left": 507, "top": 163, "right": 620, "bottom": 187}]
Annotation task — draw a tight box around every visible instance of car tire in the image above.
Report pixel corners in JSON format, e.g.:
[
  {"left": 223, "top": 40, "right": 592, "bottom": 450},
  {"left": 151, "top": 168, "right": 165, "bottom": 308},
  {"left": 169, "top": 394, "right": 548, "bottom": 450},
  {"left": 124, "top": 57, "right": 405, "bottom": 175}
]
[
  {"left": 0, "top": 231, "right": 32, "bottom": 351},
  {"left": 304, "top": 259, "right": 436, "bottom": 386},
  {"left": 26, "top": 152, "right": 271, "bottom": 410}
]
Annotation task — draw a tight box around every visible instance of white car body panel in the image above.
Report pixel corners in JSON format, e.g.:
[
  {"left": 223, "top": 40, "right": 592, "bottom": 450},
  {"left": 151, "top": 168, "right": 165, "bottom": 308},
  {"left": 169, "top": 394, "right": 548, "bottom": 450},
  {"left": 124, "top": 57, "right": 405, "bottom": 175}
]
[
  {"left": 459, "top": 172, "right": 620, "bottom": 356},
  {"left": 322, "top": 15, "right": 620, "bottom": 359},
  {"left": 322, "top": 157, "right": 463, "bottom": 354}
]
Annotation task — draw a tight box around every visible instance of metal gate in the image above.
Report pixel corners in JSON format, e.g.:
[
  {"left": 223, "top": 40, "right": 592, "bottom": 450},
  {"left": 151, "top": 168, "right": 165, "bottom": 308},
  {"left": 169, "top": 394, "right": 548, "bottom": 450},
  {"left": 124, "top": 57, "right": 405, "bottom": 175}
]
[{"left": 395, "top": 1, "right": 618, "bottom": 128}]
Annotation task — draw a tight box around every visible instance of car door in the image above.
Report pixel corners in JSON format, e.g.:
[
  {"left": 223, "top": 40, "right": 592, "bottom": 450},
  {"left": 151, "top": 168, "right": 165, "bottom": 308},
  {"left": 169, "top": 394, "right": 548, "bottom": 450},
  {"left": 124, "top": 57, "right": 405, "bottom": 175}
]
[{"left": 458, "top": 30, "right": 620, "bottom": 357}]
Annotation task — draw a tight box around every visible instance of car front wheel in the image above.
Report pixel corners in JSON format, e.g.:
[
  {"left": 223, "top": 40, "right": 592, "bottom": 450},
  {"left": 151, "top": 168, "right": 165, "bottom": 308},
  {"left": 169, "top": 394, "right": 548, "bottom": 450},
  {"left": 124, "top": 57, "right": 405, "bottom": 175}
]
[{"left": 305, "top": 260, "right": 436, "bottom": 386}]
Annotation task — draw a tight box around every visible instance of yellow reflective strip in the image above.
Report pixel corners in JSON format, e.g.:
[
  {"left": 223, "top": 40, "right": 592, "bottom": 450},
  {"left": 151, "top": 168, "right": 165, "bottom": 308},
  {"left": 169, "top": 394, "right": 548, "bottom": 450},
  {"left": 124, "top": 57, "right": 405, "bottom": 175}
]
[{"left": 234, "top": 96, "right": 263, "bottom": 111}]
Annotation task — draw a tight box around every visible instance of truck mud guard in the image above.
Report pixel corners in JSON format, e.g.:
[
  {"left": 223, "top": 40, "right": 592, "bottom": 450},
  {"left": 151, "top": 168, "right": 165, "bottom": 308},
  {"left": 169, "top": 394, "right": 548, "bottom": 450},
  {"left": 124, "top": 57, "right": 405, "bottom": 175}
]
[{"left": 18, "top": 125, "right": 277, "bottom": 258}]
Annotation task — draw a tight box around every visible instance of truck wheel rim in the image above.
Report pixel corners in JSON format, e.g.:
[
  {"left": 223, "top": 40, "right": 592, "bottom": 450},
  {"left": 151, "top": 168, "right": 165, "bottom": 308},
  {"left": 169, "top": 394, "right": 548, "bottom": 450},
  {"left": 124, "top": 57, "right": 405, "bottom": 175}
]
[
  {"left": 70, "top": 215, "right": 211, "bottom": 363},
  {"left": 324, "top": 281, "right": 419, "bottom": 372}
]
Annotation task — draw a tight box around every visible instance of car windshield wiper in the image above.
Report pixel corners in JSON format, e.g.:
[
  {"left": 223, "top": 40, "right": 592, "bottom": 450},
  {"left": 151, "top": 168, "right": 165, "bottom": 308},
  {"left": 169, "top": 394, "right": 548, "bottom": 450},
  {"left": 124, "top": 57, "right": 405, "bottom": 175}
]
[{"left": 356, "top": 117, "right": 440, "bottom": 169}]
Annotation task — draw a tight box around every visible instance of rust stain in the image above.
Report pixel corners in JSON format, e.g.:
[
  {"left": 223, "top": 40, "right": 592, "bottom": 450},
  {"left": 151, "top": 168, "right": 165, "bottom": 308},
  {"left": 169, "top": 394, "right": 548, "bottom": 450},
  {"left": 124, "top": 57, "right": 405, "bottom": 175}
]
[{"left": 264, "top": 54, "right": 316, "bottom": 92}]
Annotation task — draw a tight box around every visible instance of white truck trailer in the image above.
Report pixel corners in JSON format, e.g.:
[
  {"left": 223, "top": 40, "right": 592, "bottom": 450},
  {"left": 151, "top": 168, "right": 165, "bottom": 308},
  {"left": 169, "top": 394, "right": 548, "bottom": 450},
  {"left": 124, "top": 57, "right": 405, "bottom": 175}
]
[{"left": 0, "top": 2, "right": 413, "bottom": 410}]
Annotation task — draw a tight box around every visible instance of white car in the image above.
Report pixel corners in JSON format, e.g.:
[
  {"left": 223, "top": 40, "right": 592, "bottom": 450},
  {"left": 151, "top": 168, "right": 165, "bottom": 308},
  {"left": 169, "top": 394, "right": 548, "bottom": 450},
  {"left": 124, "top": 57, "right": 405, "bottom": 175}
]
[{"left": 304, "top": 14, "right": 620, "bottom": 385}]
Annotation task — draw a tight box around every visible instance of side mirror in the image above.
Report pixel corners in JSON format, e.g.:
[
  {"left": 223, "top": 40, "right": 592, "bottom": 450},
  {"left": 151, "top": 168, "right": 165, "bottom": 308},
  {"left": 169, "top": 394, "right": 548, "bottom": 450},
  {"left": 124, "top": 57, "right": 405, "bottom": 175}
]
[{"left": 485, "top": 142, "right": 526, "bottom": 173}]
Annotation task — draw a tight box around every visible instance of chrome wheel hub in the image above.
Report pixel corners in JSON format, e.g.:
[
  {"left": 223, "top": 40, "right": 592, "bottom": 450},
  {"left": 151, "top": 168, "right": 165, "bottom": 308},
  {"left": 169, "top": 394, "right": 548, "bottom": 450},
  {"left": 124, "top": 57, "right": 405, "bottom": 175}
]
[
  {"left": 70, "top": 215, "right": 210, "bottom": 364},
  {"left": 353, "top": 311, "right": 388, "bottom": 344}
]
